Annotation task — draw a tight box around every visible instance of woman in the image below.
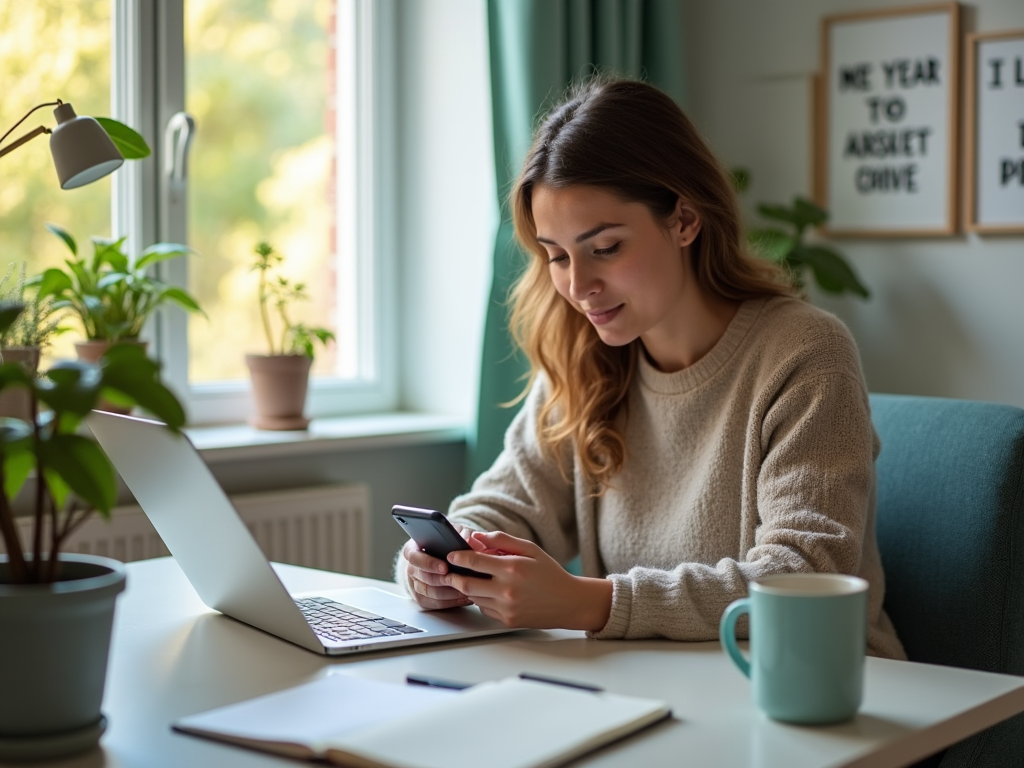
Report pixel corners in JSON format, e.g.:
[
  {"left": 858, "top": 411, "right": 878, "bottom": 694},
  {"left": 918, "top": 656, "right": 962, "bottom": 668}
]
[{"left": 398, "top": 77, "right": 905, "bottom": 659}]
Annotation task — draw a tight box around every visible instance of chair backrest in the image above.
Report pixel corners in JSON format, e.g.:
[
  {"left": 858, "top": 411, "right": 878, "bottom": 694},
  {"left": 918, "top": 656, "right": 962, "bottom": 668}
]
[{"left": 870, "top": 393, "right": 1024, "bottom": 766}]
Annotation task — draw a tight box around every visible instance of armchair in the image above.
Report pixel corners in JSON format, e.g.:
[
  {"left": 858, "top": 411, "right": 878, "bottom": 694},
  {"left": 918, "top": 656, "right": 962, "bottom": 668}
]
[{"left": 871, "top": 393, "right": 1024, "bottom": 767}]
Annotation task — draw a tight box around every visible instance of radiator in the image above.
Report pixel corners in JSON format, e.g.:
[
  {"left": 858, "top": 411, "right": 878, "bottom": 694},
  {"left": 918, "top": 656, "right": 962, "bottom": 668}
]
[{"left": 2, "top": 484, "right": 371, "bottom": 576}]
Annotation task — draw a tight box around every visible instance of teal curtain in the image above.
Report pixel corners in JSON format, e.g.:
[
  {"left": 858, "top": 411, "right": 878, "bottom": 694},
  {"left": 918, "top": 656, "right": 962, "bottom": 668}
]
[{"left": 467, "top": 0, "right": 688, "bottom": 484}]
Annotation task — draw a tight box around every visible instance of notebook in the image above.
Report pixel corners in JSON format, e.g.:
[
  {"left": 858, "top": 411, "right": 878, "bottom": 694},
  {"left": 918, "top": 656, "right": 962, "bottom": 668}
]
[
  {"left": 173, "top": 673, "right": 672, "bottom": 768},
  {"left": 87, "top": 410, "right": 521, "bottom": 655}
]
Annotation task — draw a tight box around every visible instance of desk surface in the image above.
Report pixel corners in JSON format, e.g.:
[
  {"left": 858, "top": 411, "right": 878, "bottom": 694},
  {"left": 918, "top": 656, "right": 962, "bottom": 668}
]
[{"left": 39, "top": 558, "right": 1024, "bottom": 768}]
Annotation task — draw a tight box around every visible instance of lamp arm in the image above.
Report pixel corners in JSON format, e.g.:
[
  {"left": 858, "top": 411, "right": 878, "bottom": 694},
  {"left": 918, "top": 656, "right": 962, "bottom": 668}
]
[
  {"left": 0, "top": 125, "right": 51, "bottom": 159},
  {"left": 0, "top": 100, "right": 63, "bottom": 152}
]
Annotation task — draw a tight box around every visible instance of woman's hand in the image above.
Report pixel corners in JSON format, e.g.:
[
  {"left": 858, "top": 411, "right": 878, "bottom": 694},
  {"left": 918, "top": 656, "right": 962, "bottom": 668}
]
[
  {"left": 444, "top": 531, "right": 613, "bottom": 631},
  {"left": 401, "top": 533, "right": 472, "bottom": 610}
]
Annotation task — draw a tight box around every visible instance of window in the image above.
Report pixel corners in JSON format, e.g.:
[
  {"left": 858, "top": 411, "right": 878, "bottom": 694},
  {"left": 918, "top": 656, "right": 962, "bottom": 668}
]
[
  {"left": 0, "top": 2, "right": 112, "bottom": 362},
  {"left": 1, "top": 0, "right": 396, "bottom": 423}
]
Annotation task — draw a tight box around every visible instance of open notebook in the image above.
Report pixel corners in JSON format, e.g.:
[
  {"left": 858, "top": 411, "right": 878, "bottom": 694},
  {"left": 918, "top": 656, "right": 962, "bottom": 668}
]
[{"left": 174, "top": 673, "right": 672, "bottom": 768}]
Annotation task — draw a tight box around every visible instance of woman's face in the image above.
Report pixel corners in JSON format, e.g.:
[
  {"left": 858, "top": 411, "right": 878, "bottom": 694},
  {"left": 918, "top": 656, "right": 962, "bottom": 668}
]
[{"left": 532, "top": 184, "right": 701, "bottom": 352}]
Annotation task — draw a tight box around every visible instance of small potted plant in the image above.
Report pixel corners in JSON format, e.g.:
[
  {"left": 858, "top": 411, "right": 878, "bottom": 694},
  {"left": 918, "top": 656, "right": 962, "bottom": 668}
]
[
  {"left": 0, "top": 302, "right": 185, "bottom": 760},
  {"left": 30, "top": 224, "right": 203, "bottom": 411},
  {"left": 0, "top": 262, "right": 65, "bottom": 421},
  {"left": 731, "top": 168, "right": 869, "bottom": 299},
  {"left": 245, "top": 241, "right": 334, "bottom": 430}
]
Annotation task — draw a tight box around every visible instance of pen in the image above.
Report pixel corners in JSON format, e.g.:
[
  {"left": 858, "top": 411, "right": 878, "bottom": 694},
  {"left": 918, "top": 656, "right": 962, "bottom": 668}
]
[
  {"left": 405, "top": 674, "right": 474, "bottom": 690},
  {"left": 518, "top": 672, "right": 604, "bottom": 693}
]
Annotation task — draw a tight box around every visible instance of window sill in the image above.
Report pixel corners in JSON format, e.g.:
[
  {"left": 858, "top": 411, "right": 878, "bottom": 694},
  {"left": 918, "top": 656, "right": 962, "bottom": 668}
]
[{"left": 185, "top": 413, "right": 469, "bottom": 463}]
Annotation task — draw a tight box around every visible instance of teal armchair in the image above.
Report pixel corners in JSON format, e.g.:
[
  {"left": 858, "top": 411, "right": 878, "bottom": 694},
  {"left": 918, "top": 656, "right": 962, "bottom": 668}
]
[{"left": 871, "top": 394, "right": 1024, "bottom": 767}]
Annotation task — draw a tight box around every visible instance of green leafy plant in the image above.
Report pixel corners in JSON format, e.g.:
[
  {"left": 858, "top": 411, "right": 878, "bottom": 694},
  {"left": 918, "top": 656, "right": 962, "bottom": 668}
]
[
  {"left": 0, "top": 303, "right": 185, "bottom": 584},
  {"left": 30, "top": 225, "right": 203, "bottom": 342},
  {"left": 732, "top": 169, "right": 869, "bottom": 299},
  {"left": 251, "top": 241, "right": 334, "bottom": 358},
  {"left": 95, "top": 117, "right": 150, "bottom": 160},
  {"left": 0, "top": 262, "right": 65, "bottom": 349}
]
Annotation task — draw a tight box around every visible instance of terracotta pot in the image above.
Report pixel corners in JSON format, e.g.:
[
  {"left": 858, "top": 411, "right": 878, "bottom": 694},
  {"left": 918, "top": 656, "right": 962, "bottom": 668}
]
[
  {"left": 74, "top": 340, "right": 148, "bottom": 415},
  {"left": 245, "top": 353, "right": 312, "bottom": 430},
  {"left": 0, "top": 553, "right": 127, "bottom": 761},
  {"left": 0, "top": 346, "right": 41, "bottom": 423}
]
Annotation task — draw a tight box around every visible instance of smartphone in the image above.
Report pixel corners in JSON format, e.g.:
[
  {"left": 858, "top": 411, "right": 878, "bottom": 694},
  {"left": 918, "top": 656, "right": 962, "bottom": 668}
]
[{"left": 391, "top": 505, "right": 491, "bottom": 579}]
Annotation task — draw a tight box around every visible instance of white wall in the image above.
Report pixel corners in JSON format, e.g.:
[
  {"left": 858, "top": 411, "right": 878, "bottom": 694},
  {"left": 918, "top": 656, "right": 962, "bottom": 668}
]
[
  {"left": 395, "top": 0, "right": 496, "bottom": 418},
  {"left": 685, "top": 0, "right": 1024, "bottom": 407}
]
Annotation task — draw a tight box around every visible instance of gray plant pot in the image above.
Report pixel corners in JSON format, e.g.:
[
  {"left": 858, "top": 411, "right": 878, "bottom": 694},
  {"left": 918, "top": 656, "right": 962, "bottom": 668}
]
[{"left": 0, "top": 553, "right": 127, "bottom": 761}]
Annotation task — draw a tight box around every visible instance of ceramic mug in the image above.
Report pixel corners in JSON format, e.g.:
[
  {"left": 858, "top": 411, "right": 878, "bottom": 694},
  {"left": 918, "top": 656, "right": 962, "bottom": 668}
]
[{"left": 719, "top": 573, "right": 869, "bottom": 724}]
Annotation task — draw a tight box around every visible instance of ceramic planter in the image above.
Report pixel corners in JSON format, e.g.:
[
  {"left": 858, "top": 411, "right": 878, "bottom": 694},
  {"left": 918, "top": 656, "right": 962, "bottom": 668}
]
[
  {"left": 245, "top": 353, "right": 313, "bottom": 430},
  {"left": 0, "top": 553, "right": 127, "bottom": 761},
  {"left": 74, "top": 339, "right": 148, "bottom": 415},
  {"left": 0, "top": 346, "right": 41, "bottom": 423}
]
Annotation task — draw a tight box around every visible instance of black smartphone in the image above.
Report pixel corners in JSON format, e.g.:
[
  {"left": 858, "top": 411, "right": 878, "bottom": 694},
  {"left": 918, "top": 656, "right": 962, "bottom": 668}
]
[{"left": 391, "top": 505, "right": 491, "bottom": 579}]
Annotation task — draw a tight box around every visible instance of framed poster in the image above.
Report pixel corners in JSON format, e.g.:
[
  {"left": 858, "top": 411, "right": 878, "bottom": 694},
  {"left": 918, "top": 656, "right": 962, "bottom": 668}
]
[
  {"left": 816, "top": 3, "right": 960, "bottom": 237},
  {"left": 965, "top": 29, "right": 1024, "bottom": 233}
]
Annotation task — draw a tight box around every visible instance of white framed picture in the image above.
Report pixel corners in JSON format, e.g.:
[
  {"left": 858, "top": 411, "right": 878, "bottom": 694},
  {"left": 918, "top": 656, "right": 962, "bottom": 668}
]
[
  {"left": 816, "top": 3, "right": 960, "bottom": 237},
  {"left": 965, "top": 29, "right": 1024, "bottom": 234}
]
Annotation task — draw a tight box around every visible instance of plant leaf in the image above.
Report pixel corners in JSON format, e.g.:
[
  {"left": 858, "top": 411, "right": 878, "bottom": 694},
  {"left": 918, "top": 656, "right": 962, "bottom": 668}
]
[
  {"left": 747, "top": 228, "right": 795, "bottom": 263},
  {"left": 3, "top": 449, "right": 35, "bottom": 501},
  {"left": 39, "top": 435, "right": 116, "bottom": 513},
  {"left": 0, "top": 359, "right": 33, "bottom": 393},
  {"left": 792, "top": 197, "right": 828, "bottom": 228},
  {"left": 97, "top": 272, "right": 130, "bottom": 290},
  {"left": 95, "top": 117, "right": 151, "bottom": 159},
  {"left": 98, "top": 344, "right": 186, "bottom": 428},
  {"left": 35, "top": 360, "right": 103, "bottom": 416},
  {"left": 731, "top": 167, "right": 751, "bottom": 194},
  {"left": 0, "top": 303, "right": 25, "bottom": 338},
  {"left": 157, "top": 286, "right": 204, "bottom": 314},
  {"left": 43, "top": 469, "right": 71, "bottom": 515},
  {"left": 31, "top": 268, "right": 74, "bottom": 299},
  {"left": 792, "top": 245, "right": 870, "bottom": 298},
  {"left": 45, "top": 223, "right": 77, "bottom": 256},
  {"left": 0, "top": 417, "right": 32, "bottom": 446},
  {"left": 756, "top": 204, "right": 802, "bottom": 227},
  {"left": 136, "top": 242, "right": 193, "bottom": 270}
]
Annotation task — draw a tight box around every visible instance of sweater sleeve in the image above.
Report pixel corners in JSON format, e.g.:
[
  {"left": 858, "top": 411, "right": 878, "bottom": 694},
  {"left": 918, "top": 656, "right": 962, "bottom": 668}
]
[
  {"left": 590, "top": 359, "right": 878, "bottom": 645},
  {"left": 445, "top": 378, "right": 580, "bottom": 565}
]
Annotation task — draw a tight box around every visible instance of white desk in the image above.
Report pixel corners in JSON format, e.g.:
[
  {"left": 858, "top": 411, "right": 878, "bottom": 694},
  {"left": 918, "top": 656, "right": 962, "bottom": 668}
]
[{"left": 39, "top": 558, "right": 1024, "bottom": 768}]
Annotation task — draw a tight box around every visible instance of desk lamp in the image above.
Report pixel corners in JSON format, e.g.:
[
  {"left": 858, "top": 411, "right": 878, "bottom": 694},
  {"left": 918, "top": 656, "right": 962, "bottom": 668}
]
[{"left": 0, "top": 99, "right": 127, "bottom": 189}]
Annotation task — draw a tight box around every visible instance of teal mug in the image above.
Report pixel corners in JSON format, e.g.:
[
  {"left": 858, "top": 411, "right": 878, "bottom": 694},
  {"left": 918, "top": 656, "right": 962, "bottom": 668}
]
[{"left": 720, "top": 573, "right": 869, "bottom": 724}]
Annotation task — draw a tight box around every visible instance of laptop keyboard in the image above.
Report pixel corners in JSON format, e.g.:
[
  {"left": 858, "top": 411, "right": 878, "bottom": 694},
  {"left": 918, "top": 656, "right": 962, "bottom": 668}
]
[{"left": 296, "top": 597, "right": 424, "bottom": 643}]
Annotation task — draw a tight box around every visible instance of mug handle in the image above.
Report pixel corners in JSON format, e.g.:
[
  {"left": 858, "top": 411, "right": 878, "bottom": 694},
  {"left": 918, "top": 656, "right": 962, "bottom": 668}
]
[{"left": 720, "top": 598, "right": 751, "bottom": 678}]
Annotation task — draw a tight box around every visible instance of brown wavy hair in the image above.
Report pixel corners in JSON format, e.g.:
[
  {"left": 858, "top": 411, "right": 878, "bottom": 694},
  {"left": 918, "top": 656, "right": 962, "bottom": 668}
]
[{"left": 508, "top": 77, "right": 791, "bottom": 492}]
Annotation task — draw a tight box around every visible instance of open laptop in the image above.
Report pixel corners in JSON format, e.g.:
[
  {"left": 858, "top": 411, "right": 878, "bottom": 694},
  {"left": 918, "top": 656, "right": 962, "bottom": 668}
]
[{"left": 87, "top": 410, "right": 520, "bottom": 656}]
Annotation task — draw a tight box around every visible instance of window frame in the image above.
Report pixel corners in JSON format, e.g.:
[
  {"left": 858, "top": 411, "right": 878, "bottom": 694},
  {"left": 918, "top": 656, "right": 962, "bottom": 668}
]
[{"left": 111, "top": 0, "right": 398, "bottom": 425}]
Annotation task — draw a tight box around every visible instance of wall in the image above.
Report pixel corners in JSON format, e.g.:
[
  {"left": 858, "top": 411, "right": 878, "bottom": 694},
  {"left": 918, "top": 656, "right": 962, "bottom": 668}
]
[
  {"left": 395, "top": 0, "right": 496, "bottom": 418},
  {"left": 684, "top": 0, "right": 1024, "bottom": 407}
]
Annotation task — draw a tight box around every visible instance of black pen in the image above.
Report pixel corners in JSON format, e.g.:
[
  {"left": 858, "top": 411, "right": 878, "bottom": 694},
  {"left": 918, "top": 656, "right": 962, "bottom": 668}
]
[
  {"left": 405, "top": 673, "right": 474, "bottom": 691},
  {"left": 518, "top": 672, "right": 604, "bottom": 693}
]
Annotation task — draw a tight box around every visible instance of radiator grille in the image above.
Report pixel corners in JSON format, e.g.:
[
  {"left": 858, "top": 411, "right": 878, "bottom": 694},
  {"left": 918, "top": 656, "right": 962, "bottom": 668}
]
[{"left": 2, "top": 484, "right": 371, "bottom": 576}]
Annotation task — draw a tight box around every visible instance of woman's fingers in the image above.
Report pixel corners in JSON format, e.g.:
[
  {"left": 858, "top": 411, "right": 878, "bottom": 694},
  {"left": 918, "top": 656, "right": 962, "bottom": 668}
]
[
  {"left": 403, "top": 539, "right": 449, "bottom": 575},
  {"left": 468, "top": 530, "right": 540, "bottom": 557},
  {"left": 408, "top": 573, "right": 471, "bottom": 608}
]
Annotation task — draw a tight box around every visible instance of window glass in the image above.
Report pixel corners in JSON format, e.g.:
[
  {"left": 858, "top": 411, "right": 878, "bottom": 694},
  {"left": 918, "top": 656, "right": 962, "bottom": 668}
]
[
  {"left": 185, "top": 0, "right": 340, "bottom": 383},
  {"left": 0, "top": 1, "right": 111, "bottom": 362}
]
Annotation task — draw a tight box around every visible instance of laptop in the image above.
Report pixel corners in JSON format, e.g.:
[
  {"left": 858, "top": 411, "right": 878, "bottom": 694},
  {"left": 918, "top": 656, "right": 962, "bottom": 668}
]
[{"left": 87, "top": 410, "right": 521, "bottom": 656}]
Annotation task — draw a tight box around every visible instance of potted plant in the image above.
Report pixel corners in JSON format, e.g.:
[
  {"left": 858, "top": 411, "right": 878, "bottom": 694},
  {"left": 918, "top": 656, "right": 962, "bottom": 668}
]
[
  {"left": 245, "top": 241, "right": 334, "bottom": 430},
  {"left": 731, "top": 169, "right": 869, "bottom": 299},
  {"left": 0, "top": 302, "right": 185, "bottom": 760},
  {"left": 30, "top": 224, "right": 203, "bottom": 411},
  {"left": 0, "top": 262, "right": 65, "bottom": 422}
]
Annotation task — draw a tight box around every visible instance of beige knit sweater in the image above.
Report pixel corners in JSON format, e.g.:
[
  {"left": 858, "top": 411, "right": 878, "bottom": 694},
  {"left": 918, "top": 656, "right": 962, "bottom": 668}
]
[{"left": 405, "top": 296, "right": 906, "bottom": 660}]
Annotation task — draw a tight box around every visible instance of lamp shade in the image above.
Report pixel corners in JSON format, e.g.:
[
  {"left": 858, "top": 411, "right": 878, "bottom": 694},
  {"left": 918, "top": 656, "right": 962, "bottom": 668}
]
[{"left": 48, "top": 102, "right": 124, "bottom": 189}]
